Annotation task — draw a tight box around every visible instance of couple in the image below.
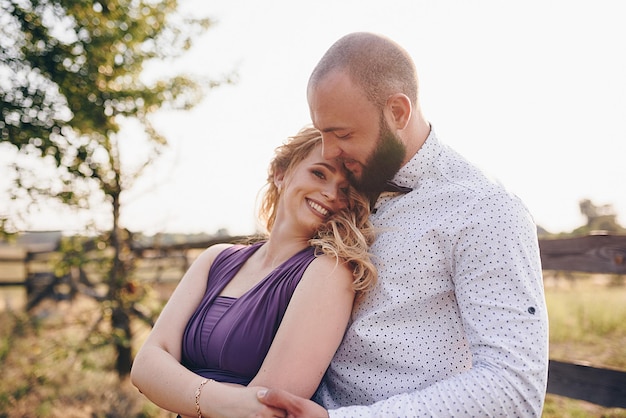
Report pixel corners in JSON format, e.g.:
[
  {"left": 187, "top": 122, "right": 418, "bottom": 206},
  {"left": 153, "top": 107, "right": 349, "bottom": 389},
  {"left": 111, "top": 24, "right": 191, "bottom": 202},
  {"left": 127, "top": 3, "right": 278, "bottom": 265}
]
[{"left": 131, "top": 32, "right": 549, "bottom": 417}]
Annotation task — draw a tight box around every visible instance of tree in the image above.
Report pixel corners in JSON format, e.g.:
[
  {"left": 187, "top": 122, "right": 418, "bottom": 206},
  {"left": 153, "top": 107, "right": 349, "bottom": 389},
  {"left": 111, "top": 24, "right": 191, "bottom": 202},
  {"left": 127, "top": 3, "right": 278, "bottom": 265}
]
[
  {"left": 0, "top": 0, "right": 231, "bottom": 376},
  {"left": 572, "top": 199, "right": 626, "bottom": 236}
]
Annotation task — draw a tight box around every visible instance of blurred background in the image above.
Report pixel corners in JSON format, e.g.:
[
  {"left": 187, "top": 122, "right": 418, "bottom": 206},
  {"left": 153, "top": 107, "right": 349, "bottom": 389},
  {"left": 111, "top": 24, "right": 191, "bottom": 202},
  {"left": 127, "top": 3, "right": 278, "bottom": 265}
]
[
  {"left": 1, "top": 0, "right": 625, "bottom": 417},
  {"left": 2, "top": 0, "right": 625, "bottom": 237}
]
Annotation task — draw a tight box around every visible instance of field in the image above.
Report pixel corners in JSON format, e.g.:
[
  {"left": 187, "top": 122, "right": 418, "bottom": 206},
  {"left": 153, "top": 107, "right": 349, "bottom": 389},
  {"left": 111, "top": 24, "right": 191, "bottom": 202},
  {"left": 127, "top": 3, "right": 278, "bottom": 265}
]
[
  {"left": 0, "top": 274, "right": 625, "bottom": 417},
  {"left": 542, "top": 272, "right": 626, "bottom": 417}
]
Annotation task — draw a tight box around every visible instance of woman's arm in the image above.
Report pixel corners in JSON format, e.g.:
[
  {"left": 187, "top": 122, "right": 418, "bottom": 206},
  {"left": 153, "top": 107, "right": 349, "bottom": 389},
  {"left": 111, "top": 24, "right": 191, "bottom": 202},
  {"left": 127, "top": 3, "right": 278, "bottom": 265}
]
[
  {"left": 248, "top": 255, "right": 356, "bottom": 398},
  {"left": 197, "top": 255, "right": 355, "bottom": 417},
  {"left": 132, "top": 243, "right": 285, "bottom": 418},
  {"left": 132, "top": 249, "right": 353, "bottom": 417},
  {"left": 130, "top": 243, "right": 236, "bottom": 416}
]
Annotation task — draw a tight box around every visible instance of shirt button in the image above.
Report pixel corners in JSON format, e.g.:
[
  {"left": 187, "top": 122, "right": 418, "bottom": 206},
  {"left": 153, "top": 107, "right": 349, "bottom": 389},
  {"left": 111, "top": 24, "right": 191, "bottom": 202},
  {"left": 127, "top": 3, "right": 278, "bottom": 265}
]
[{"left": 528, "top": 306, "right": 536, "bottom": 314}]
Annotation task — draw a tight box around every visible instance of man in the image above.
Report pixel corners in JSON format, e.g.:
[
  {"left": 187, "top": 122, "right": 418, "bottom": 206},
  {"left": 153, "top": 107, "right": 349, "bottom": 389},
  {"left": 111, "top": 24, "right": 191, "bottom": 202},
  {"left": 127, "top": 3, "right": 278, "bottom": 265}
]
[{"left": 259, "top": 32, "right": 548, "bottom": 417}]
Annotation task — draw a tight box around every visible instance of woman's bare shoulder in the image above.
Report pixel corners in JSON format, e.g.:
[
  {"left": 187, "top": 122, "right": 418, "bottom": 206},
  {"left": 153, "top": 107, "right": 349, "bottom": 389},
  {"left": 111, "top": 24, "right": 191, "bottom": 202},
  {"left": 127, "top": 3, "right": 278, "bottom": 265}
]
[
  {"left": 304, "top": 253, "right": 353, "bottom": 284},
  {"left": 194, "top": 242, "right": 235, "bottom": 264}
]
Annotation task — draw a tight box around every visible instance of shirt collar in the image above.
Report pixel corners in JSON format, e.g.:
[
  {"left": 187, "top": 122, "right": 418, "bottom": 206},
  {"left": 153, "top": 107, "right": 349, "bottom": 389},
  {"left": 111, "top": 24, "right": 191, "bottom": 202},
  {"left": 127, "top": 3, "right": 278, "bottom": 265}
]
[{"left": 389, "top": 127, "right": 440, "bottom": 191}]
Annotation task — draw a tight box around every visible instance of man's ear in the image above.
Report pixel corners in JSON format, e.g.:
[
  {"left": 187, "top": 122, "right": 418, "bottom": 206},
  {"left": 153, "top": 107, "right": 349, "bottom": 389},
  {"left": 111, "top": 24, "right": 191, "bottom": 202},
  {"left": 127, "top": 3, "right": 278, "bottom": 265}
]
[{"left": 386, "top": 93, "right": 412, "bottom": 130}]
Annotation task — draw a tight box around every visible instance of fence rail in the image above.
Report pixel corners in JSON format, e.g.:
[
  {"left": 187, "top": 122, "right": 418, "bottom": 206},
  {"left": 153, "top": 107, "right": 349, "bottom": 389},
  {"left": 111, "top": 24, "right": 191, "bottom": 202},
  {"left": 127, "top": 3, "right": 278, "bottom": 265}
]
[
  {"left": 547, "top": 360, "right": 626, "bottom": 408},
  {"left": 539, "top": 233, "right": 626, "bottom": 274}
]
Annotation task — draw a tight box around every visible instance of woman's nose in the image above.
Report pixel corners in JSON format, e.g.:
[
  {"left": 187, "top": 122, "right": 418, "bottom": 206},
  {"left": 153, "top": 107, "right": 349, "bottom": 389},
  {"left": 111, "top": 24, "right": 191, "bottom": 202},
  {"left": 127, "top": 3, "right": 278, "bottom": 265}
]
[{"left": 322, "top": 185, "right": 338, "bottom": 201}]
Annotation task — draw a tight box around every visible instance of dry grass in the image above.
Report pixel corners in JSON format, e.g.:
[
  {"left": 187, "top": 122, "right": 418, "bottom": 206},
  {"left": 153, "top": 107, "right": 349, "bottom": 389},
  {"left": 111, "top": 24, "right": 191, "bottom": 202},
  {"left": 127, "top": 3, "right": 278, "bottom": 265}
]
[{"left": 0, "top": 296, "right": 172, "bottom": 418}]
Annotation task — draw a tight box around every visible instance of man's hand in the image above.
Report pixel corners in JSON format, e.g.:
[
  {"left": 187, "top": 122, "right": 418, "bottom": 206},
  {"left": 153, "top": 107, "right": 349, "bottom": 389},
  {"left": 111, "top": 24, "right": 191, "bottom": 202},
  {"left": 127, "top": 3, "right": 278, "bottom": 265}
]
[
  {"left": 204, "top": 385, "right": 287, "bottom": 418},
  {"left": 257, "top": 388, "right": 329, "bottom": 418}
]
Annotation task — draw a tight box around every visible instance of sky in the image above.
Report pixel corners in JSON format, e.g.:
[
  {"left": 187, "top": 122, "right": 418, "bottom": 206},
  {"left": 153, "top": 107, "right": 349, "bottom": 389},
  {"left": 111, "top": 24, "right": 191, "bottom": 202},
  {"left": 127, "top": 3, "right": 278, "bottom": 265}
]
[{"left": 2, "top": 0, "right": 625, "bottom": 236}]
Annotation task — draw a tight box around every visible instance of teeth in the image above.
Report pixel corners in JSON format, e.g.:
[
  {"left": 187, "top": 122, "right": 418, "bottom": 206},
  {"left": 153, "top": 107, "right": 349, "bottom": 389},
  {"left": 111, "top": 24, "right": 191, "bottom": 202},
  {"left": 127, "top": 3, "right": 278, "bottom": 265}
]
[{"left": 308, "top": 200, "right": 329, "bottom": 216}]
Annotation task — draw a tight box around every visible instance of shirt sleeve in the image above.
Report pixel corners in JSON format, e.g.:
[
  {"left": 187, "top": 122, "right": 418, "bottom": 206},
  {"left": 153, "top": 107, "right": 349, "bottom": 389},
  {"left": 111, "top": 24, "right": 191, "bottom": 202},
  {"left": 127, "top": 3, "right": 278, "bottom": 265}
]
[{"left": 329, "top": 193, "right": 549, "bottom": 418}]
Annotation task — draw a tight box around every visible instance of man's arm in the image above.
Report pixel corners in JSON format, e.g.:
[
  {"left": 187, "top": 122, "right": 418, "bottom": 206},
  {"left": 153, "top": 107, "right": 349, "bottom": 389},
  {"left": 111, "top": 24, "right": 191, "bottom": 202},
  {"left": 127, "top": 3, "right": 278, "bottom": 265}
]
[{"left": 260, "top": 196, "right": 549, "bottom": 417}]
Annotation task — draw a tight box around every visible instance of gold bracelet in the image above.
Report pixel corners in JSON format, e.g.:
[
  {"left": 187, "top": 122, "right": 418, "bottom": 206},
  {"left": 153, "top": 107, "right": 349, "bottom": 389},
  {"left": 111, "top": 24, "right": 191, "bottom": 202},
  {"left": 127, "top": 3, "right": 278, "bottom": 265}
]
[{"left": 194, "top": 378, "right": 211, "bottom": 418}]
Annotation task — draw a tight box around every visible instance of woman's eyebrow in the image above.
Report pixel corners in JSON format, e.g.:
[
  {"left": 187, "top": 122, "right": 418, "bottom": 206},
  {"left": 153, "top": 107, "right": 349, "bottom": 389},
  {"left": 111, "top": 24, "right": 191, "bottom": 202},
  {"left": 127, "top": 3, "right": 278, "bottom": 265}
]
[{"left": 312, "top": 162, "right": 339, "bottom": 172}]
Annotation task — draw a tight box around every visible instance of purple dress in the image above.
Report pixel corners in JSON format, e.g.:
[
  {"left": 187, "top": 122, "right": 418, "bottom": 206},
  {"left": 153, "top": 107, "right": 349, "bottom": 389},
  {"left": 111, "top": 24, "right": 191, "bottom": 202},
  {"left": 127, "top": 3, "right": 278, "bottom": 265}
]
[{"left": 181, "top": 241, "right": 317, "bottom": 385}]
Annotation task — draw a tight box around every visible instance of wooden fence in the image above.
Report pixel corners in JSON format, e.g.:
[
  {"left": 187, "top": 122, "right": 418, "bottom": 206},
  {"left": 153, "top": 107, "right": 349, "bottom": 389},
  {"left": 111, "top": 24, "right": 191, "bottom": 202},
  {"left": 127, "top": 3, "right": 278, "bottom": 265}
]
[
  {"left": 1, "top": 232, "right": 626, "bottom": 408},
  {"left": 539, "top": 233, "right": 626, "bottom": 408}
]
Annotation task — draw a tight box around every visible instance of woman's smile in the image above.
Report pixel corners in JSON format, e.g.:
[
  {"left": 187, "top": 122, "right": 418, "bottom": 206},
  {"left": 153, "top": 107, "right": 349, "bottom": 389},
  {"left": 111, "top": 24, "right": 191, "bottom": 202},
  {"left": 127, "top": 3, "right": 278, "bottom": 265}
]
[{"left": 306, "top": 198, "right": 331, "bottom": 218}]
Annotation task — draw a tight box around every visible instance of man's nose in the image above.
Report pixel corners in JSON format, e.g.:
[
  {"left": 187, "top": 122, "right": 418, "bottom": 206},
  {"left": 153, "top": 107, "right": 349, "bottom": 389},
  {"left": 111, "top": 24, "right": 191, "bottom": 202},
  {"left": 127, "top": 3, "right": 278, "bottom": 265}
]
[{"left": 321, "top": 136, "right": 342, "bottom": 160}]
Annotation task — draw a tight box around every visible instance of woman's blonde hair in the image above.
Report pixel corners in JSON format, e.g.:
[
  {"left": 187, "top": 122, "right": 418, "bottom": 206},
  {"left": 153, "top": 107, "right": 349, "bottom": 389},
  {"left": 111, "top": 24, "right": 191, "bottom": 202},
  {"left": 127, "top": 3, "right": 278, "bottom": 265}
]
[{"left": 258, "top": 126, "right": 377, "bottom": 293}]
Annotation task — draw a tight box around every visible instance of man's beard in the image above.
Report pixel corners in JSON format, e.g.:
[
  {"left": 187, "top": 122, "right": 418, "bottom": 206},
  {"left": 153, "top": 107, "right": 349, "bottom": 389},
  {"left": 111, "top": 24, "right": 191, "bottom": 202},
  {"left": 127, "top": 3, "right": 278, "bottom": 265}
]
[{"left": 352, "top": 115, "right": 406, "bottom": 194}]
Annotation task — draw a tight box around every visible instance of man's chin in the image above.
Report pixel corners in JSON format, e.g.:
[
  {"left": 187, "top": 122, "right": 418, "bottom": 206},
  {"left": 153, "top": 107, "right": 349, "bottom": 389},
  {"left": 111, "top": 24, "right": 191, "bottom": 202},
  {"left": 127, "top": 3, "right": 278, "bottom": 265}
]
[{"left": 342, "top": 163, "right": 363, "bottom": 185}]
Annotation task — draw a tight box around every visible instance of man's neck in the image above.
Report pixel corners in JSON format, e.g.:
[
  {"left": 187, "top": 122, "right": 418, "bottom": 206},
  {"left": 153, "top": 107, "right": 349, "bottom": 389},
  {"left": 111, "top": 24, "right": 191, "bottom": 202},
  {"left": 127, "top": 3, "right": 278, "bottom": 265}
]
[{"left": 400, "top": 115, "right": 431, "bottom": 166}]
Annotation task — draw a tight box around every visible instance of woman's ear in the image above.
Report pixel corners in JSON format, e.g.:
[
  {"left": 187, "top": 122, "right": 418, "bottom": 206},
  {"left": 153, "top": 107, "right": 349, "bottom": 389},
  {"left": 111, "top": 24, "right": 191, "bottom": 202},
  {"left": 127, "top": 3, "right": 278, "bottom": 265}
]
[
  {"left": 274, "top": 170, "right": 285, "bottom": 191},
  {"left": 386, "top": 93, "right": 412, "bottom": 130}
]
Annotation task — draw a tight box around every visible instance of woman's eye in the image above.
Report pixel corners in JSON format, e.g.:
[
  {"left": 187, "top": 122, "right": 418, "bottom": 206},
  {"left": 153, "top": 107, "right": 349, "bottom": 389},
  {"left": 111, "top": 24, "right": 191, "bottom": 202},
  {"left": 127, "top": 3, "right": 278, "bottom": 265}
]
[{"left": 312, "top": 170, "right": 325, "bottom": 179}]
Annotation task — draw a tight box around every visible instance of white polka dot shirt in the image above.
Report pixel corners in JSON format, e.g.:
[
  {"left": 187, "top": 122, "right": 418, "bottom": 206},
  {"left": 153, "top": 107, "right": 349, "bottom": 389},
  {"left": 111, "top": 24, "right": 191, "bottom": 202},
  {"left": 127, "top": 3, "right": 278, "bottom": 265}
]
[{"left": 315, "top": 129, "right": 549, "bottom": 417}]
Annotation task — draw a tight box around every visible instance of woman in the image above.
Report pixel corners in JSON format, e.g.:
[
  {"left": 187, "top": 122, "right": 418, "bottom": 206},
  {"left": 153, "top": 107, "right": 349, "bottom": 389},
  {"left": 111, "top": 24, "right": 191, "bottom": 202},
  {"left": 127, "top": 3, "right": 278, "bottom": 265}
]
[{"left": 130, "top": 126, "right": 376, "bottom": 418}]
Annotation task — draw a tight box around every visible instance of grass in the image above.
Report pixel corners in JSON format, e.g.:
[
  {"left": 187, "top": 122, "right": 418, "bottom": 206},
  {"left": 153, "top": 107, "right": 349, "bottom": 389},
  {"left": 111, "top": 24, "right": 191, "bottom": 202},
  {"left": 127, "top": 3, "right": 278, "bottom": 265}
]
[
  {"left": 0, "top": 275, "right": 625, "bottom": 417},
  {"left": 542, "top": 273, "right": 626, "bottom": 418},
  {"left": 0, "top": 297, "right": 171, "bottom": 418}
]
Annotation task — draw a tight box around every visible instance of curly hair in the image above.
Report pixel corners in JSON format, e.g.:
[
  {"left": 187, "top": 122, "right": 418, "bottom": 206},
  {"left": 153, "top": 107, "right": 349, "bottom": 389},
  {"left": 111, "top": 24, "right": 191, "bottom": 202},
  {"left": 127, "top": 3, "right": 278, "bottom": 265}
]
[{"left": 258, "top": 126, "right": 377, "bottom": 293}]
